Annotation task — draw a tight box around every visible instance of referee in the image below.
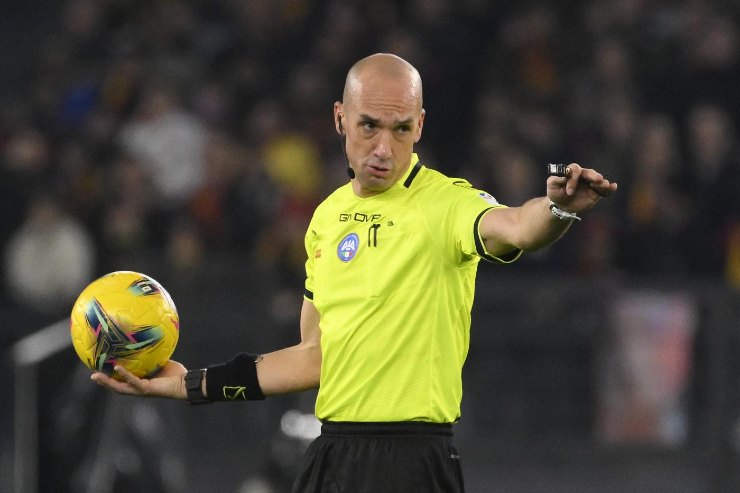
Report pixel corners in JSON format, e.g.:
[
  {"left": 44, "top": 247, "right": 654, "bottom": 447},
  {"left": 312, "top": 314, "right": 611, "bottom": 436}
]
[{"left": 93, "top": 53, "right": 617, "bottom": 492}]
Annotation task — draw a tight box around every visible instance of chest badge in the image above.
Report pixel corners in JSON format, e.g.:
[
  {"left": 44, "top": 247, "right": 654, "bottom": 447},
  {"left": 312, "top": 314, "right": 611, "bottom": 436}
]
[{"left": 337, "top": 233, "right": 359, "bottom": 262}]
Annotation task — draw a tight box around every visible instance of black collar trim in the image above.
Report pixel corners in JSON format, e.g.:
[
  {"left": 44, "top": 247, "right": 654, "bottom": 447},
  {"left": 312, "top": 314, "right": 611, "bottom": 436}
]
[{"left": 403, "top": 161, "right": 422, "bottom": 188}]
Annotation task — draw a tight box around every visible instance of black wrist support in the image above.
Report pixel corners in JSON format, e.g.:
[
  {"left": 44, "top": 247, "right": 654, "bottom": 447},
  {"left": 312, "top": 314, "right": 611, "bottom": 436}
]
[{"left": 206, "top": 352, "right": 266, "bottom": 402}]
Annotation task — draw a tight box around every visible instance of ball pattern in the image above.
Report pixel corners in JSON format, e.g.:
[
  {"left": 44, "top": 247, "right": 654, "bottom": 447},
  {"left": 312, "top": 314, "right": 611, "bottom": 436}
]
[{"left": 70, "top": 271, "right": 179, "bottom": 380}]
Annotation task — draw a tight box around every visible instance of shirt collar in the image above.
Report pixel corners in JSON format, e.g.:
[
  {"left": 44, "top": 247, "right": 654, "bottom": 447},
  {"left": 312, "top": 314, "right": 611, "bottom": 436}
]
[{"left": 396, "top": 153, "right": 420, "bottom": 189}]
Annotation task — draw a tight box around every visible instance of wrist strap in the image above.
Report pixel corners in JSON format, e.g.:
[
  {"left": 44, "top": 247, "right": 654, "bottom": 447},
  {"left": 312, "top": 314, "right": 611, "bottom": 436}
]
[
  {"left": 206, "top": 352, "right": 266, "bottom": 402},
  {"left": 548, "top": 200, "right": 581, "bottom": 222},
  {"left": 185, "top": 368, "right": 210, "bottom": 405}
]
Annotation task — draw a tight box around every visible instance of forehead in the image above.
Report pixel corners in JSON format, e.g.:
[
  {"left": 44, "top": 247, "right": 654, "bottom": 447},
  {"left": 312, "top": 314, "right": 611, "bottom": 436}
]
[{"left": 346, "top": 74, "right": 421, "bottom": 119}]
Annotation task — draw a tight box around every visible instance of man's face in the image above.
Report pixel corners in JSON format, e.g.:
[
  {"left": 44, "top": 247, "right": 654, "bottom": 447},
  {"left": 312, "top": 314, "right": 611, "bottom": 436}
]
[{"left": 337, "top": 76, "right": 424, "bottom": 197}]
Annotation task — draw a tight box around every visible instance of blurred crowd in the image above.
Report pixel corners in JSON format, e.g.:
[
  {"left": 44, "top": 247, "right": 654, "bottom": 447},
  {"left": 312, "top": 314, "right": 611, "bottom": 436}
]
[{"left": 1, "top": 0, "right": 739, "bottom": 333}]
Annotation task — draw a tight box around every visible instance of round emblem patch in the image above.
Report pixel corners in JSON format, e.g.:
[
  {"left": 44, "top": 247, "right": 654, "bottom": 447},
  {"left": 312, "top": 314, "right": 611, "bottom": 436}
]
[
  {"left": 478, "top": 191, "right": 498, "bottom": 205},
  {"left": 337, "top": 233, "right": 359, "bottom": 262}
]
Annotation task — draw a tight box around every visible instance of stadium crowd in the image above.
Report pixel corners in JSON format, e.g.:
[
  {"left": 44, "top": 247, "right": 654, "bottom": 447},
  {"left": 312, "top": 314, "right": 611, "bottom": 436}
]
[{"left": 1, "top": 0, "right": 739, "bottom": 342}]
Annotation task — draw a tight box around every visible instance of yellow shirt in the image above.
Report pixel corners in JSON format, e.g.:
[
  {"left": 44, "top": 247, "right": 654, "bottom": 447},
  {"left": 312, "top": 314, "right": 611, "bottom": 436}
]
[{"left": 304, "top": 154, "right": 521, "bottom": 422}]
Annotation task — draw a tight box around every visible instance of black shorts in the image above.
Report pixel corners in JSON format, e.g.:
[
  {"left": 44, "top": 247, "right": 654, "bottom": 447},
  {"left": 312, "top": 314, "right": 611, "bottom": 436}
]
[{"left": 291, "top": 421, "right": 465, "bottom": 493}]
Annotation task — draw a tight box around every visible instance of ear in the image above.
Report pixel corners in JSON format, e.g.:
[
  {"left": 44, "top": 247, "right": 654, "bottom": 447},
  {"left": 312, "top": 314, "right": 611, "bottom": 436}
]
[
  {"left": 333, "top": 102, "right": 344, "bottom": 135},
  {"left": 414, "top": 109, "right": 426, "bottom": 143}
]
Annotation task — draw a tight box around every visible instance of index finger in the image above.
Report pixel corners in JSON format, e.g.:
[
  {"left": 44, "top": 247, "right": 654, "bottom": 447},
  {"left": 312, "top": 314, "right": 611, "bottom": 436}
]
[{"left": 579, "top": 168, "right": 618, "bottom": 196}]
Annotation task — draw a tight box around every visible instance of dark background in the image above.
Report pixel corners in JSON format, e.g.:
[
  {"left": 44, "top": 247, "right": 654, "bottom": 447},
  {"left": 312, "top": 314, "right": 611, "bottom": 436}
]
[{"left": 1, "top": 1, "right": 739, "bottom": 491}]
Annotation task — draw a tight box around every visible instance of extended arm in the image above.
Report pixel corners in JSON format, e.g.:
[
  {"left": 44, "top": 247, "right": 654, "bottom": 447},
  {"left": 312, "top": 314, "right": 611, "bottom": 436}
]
[
  {"left": 91, "top": 298, "right": 322, "bottom": 400},
  {"left": 481, "top": 163, "right": 618, "bottom": 256}
]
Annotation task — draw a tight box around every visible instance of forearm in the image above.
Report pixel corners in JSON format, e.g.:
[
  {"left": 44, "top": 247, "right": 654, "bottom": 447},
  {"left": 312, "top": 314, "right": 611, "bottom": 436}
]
[
  {"left": 198, "top": 342, "right": 321, "bottom": 400},
  {"left": 514, "top": 197, "right": 573, "bottom": 251},
  {"left": 482, "top": 197, "right": 573, "bottom": 255},
  {"left": 258, "top": 344, "right": 321, "bottom": 395}
]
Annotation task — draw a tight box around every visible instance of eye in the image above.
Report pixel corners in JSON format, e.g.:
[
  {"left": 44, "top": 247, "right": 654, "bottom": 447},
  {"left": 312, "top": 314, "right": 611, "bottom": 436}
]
[
  {"left": 361, "top": 121, "right": 376, "bottom": 131},
  {"left": 396, "top": 124, "right": 411, "bottom": 134}
]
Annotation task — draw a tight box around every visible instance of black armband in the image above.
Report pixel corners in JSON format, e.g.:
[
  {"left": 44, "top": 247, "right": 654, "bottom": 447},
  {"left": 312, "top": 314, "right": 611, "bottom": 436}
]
[{"left": 205, "top": 352, "right": 266, "bottom": 402}]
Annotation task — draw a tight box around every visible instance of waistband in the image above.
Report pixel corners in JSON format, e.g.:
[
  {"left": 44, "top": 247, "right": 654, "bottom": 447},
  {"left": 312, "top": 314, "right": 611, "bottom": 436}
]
[{"left": 320, "top": 421, "right": 453, "bottom": 436}]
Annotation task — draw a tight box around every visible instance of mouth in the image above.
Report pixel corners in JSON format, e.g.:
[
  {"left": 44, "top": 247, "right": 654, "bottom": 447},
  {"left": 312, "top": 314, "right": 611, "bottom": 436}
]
[{"left": 367, "top": 163, "right": 391, "bottom": 178}]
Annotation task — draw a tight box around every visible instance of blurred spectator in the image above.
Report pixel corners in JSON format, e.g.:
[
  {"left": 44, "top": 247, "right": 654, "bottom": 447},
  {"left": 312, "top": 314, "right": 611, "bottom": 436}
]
[
  {"left": 166, "top": 216, "right": 205, "bottom": 275},
  {"left": 98, "top": 154, "right": 156, "bottom": 264},
  {"left": 189, "top": 130, "right": 277, "bottom": 253},
  {"left": 680, "top": 7, "right": 740, "bottom": 115},
  {"left": 684, "top": 103, "right": 740, "bottom": 279},
  {"left": 118, "top": 84, "right": 206, "bottom": 210},
  {"left": 4, "top": 192, "right": 96, "bottom": 315},
  {"left": 55, "top": 140, "right": 107, "bottom": 232},
  {"left": 0, "top": 126, "right": 56, "bottom": 309},
  {"left": 615, "top": 114, "right": 694, "bottom": 275},
  {"left": 189, "top": 131, "right": 245, "bottom": 248},
  {"left": 475, "top": 144, "right": 540, "bottom": 208},
  {"left": 0, "top": 126, "right": 52, "bottom": 243},
  {"left": 256, "top": 131, "right": 323, "bottom": 285}
]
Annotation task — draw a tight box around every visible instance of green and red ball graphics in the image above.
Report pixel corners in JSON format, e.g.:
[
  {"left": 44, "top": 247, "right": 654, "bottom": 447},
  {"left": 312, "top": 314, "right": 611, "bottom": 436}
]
[{"left": 70, "top": 271, "right": 179, "bottom": 380}]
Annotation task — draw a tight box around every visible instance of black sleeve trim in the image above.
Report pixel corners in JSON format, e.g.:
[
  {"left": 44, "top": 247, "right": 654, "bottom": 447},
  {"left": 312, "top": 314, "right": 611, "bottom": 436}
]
[
  {"left": 474, "top": 208, "right": 498, "bottom": 262},
  {"left": 304, "top": 288, "right": 314, "bottom": 300},
  {"left": 473, "top": 208, "right": 522, "bottom": 264},
  {"left": 403, "top": 161, "right": 423, "bottom": 188}
]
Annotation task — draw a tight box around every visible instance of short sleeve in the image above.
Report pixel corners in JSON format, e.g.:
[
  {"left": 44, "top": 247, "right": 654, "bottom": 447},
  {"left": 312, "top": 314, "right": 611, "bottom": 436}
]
[{"left": 450, "top": 184, "right": 522, "bottom": 264}]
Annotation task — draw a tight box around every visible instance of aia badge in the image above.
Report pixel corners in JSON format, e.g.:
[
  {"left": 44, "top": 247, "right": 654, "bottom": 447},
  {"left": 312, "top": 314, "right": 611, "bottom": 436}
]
[{"left": 337, "top": 233, "right": 359, "bottom": 262}]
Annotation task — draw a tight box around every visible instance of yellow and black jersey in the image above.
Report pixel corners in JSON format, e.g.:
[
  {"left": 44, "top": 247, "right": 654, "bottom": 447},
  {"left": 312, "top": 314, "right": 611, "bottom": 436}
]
[{"left": 304, "top": 153, "right": 521, "bottom": 423}]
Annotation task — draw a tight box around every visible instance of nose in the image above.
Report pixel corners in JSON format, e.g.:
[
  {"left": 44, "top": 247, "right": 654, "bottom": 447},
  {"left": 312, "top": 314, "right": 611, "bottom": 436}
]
[{"left": 373, "top": 130, "right": 392, "bottom": 160}]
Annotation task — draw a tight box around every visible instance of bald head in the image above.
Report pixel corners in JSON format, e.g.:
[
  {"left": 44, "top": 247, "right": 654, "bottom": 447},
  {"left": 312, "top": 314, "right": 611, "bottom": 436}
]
[
  {"left": 334, "top": 53, "right": 426, "bottom": 197},
  {"left": 343, "top": 53, "right": 423, "bottom": 109}
]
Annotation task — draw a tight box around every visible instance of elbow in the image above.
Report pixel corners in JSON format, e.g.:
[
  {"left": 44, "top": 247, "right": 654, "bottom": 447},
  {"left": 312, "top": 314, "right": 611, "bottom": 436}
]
[
  {"left": 302, "top": 341, "right": 322, "bottom": 388},
  {"left": 519, "top": 238, "right": 551, "bottom": 252}
]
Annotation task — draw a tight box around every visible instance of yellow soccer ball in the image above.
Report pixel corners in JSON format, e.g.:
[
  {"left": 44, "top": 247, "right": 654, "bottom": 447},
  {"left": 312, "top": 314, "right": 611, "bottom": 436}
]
[{"left": 70, "top": 271, "right": 179, "bottom": 380}]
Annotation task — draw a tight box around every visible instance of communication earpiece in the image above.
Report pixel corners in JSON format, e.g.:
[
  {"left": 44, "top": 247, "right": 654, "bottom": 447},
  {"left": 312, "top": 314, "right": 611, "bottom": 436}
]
[{"left": 338, "top": 115, "right": 355, "bottom": 179}]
